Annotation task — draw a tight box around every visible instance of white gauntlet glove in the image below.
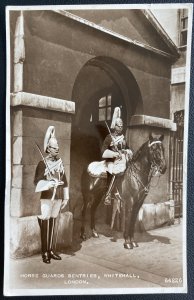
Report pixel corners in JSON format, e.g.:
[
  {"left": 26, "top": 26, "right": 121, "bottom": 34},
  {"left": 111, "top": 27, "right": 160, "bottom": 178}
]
[
  {"left": 102, "top": 149, "right": 118, "bottom": 159},
  {"left": 61, "top": 187, "right": 69, "bottom": 209}
]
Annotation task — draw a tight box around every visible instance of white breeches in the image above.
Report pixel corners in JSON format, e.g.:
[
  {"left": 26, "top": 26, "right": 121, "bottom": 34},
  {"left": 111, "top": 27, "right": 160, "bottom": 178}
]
[
  {"left": 40, "top": 199, "right": 62, "bottom": 220},
  {"left": 107, "top": 161, "right": 114, "bottom": 174}
]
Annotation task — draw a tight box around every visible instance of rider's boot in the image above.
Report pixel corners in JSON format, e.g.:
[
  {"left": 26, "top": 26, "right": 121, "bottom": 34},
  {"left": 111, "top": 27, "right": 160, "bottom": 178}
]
[
  {"left": 104, "top": 175, "right": 116, "bottom": 205},
  {"left": 48, "top": 218, "right": 62, "bottom": 260},
  {"left": 37, "top": 217, "right": 51, "bottom": 264}
]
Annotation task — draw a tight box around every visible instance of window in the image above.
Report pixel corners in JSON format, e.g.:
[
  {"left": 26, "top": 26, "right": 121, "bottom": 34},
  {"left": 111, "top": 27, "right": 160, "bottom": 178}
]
[
  {"left": 174, "top": 109, "right": 184, "bottom": 127},
  {"left": 171, "top": 110, "right": 184, "bottom": 217},
  {"left": 179, "top": 9, "right": 188, "bottom": 47},
  {"left": 98, "top": 94, "right": 112, "bottom": 121}
]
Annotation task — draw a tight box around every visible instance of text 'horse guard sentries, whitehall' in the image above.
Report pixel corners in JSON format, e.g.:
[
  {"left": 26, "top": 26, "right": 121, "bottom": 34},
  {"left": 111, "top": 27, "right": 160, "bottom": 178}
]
[{"left": 80, "top": 133, "right": 167, "bottom": 250}]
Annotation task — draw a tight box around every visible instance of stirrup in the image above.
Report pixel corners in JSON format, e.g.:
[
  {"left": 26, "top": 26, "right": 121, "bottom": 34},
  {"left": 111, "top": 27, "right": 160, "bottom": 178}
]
[
  {"left": 114, "top": 192, "right": 122, "bottom": 201},
  {"left": 104, "top": 194, "right": 112, "bottom": 206}
]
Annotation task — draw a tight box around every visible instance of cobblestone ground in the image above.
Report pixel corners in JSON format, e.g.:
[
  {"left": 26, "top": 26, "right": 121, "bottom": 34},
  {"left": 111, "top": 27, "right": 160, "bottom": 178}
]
[{"left": 8, "top": 220, "right": 185, "bottom": 295}]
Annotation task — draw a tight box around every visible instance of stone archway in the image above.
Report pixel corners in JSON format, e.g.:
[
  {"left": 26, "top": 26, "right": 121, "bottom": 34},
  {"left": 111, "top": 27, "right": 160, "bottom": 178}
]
[{"left": 70, "top": 56, "right": 143, "bottom": 221}]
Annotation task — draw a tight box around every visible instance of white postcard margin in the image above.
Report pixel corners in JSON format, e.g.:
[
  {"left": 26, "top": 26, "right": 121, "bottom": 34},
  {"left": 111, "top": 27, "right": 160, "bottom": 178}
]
[{"left": 4, "top": 3, "right": 193, "bottom": 296}]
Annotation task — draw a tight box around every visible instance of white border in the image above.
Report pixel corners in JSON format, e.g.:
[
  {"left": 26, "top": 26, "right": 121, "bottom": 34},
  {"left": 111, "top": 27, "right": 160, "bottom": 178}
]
[
  {"left": 4, "top": 6, "right": 11, "bottom": 297},
  {"left": 4, "top": 3, "right": 193, "bottom": 296},
  {"left": 181, "top": 2, "right": 193, "bottom": 295},
  {"left": 5, "top": 3, "right": 193, "bottom": 10},
  {"left": 4, "top": 286, "right": 188, "bottom": 297}
]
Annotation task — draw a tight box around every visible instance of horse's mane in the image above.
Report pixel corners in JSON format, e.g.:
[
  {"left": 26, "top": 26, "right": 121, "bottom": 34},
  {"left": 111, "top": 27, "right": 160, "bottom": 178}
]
[
  {"left": 132, "top": 137, "right": 163, "bottom": 162},
  {"left": 132, "top": 141, "right": 148, "bottom": 162}
]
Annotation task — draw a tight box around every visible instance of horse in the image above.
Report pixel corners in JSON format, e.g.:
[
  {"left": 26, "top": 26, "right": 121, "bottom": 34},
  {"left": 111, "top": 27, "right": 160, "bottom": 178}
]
[{"left": 80, "top": 133, "right": 167, "bottom": 249}]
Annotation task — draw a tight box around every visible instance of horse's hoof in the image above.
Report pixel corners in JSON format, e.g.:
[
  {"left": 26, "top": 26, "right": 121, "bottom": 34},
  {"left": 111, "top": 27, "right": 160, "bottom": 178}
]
[
  {"left": 132, "top": 241, "right": 139, "bottom": 247},
  {"left": 92, "top": 230, "right": 99, "bottom": 238},
  {"left": 124, "top": 242, "right": 133, "bottom": 250},
  {"left": 80, "top": 234, "right": 87, "bottom": 241}
]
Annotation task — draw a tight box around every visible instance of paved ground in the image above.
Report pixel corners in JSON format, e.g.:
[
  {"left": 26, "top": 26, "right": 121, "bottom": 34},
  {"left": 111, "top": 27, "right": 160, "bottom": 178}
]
[{"left": 8, "top": 220, "right": 184, "bottom": 293}]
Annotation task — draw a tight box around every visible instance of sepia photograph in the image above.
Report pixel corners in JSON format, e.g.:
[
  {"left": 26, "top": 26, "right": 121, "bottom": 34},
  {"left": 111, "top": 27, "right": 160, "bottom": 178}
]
[{"left": 4, "top": 3, "right": 193, "bottom": 296}]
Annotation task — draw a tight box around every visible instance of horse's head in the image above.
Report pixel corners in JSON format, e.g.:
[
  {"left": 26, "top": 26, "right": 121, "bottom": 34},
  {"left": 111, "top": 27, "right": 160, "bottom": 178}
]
[{"left": 147, "top": 133, "right": 167, "bottom": 175}]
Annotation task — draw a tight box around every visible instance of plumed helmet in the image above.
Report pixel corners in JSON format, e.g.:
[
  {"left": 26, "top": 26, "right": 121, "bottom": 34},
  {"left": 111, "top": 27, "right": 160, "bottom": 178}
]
[
  {"left": 110, "top": 107, "right": 123, "bottom": 129},
  {"left": 44, "top": 126, "right": 57, "bottom": 153}
]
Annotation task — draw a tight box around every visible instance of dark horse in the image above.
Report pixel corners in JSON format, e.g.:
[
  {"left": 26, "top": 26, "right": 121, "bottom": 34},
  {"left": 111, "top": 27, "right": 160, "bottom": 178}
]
[{"left": 80, "top": 134, "right": 167, "bottom": 249}]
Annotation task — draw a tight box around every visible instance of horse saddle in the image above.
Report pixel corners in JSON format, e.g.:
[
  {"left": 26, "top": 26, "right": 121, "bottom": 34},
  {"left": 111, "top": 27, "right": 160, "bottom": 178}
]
[{"left": 87, "top": 160, "right": 107, "bottom": 178}]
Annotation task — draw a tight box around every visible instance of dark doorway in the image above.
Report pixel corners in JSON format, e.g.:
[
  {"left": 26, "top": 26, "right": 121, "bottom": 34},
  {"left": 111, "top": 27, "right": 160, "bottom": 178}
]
[{"left": 70, "top": 56, "right": 142, "bottom": 222}]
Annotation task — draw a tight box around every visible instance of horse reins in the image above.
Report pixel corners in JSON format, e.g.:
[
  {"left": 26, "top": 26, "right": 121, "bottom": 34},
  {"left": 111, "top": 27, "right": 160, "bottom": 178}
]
[{"left": 129, "top": 164, "right": 155, "bottom": 194}]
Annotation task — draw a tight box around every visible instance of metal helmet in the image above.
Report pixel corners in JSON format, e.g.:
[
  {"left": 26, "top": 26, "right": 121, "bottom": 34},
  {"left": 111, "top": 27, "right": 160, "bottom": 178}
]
[
  {"left": 110, "top": 107, "right": 123, "bottom": 129},
  {"left": 44, "top": 126, "right": 58, "bottom": 153}
]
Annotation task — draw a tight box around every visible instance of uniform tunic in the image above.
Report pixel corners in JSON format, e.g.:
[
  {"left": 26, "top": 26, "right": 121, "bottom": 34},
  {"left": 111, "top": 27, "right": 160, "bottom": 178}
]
[
  {"left": 34, "top": 158, "right": 68, "bottom": 200},
  {"left": 101, "top": 133, "right": 129, "bottom": 175},
  {"left": 34, "top": 157, "right": 68, "bottom": 220}
]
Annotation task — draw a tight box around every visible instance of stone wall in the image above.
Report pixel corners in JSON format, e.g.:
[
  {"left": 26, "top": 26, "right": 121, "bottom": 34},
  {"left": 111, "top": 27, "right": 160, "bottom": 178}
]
[
  {"left": 11, "top": 105, "right": 72, "bottom": 217},
  {"left": 18, "top": 10, "right": 172, "bottom": 119},
  {"left": 10, "top": 92, "right": 75, "bottom": 257},
  {"left": 10, "top": 212, "right": 73, "bottom": 259}
]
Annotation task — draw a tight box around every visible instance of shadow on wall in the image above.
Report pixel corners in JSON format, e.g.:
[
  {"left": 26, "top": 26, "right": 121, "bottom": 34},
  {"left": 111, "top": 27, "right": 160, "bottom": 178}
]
[{"left": 69, "top": 129, "right": 101, "bottom": 218}]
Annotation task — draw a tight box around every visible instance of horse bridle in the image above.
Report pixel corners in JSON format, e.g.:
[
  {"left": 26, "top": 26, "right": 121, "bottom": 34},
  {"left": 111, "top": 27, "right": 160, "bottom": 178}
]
[
  {"left": 148, "top": 140, "right": 164, "bottom": 173},
  {"left": 130, "top": 140, "right": 164, "bottom": 194}
]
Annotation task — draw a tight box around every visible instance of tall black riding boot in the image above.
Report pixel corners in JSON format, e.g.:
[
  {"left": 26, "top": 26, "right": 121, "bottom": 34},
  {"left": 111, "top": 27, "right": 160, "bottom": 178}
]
[
  {"left": 104, "top": 175, "right": 116, "bottom": 205},
  {"left": 37, "top": 217, "right": 50, "bottom": 264},
  {"left": 48, "top": 218, "right": 62, "bottom": 260}
]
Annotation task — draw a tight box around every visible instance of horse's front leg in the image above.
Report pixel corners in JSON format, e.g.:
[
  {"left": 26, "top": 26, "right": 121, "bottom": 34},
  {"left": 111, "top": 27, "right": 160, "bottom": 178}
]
[
  {"left": 90, "top": 191, "right": 103, "bottom": 238},
  {"left": 123, "top": 196, "right": 134, "bottom": 249},
  {"left": 129, "top": 206, "right": 139, "bottom": 248},
  {"left": 129, "top": 197, "right": 145, "bottom": 248},
  {"left": 80, "top": 196, "right": 89, "bottom": 241}
]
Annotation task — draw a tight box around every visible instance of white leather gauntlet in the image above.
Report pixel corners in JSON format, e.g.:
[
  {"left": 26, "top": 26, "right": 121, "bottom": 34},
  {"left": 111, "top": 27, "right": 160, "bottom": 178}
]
[
  {"left": 102, "top": 149, "right": 117, "bottom": 159},
  {"left": 35, "top": 180, "right": 54, "bottom": 192},
  {"left": 63, "top": 187, "right": 69, "bottom": 200}
]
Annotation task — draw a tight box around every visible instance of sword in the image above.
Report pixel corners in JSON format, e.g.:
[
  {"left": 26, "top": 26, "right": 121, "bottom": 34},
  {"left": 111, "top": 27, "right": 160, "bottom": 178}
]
[
  {"left": 54, "top": 204, "right": 62, "bottom": 251},
  {"left": 35, "top": 142, "right": 53, "bottom": 179}
]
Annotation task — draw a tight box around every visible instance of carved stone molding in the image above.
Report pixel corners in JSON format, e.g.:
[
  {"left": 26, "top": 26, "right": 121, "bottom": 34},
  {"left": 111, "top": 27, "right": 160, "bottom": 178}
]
[
  {"left": 11, "top": 92, "right": 75, "bottom": 114},
  {"left": 129, "top": 114, "right": 177, "bottom": 131}
]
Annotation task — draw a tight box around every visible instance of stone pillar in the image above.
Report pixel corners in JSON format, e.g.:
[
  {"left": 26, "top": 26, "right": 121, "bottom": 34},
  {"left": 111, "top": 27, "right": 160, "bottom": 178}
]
[
  {"left": 127, "top": 114, "right": 177, "bottom": 230},
  {"left": 14, "top": 11, "right": 25, "bottom": 92},
  {"left": 10, "top": 92, "right": 75, "bottom": 258}
]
